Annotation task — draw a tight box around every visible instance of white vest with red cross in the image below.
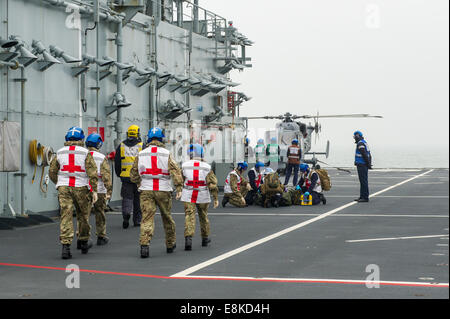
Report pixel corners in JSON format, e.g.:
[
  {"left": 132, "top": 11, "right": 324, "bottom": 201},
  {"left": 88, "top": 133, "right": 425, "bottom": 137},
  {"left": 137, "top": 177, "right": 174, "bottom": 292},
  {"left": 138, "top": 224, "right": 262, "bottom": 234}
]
[
  {"left": 56, "top": 145, "right": 89, "bottom": 188},
  {"left": 90, "top": 150, "right": 107, "bottom": 194},
  {"left": 249, "top": 167, "right": 263, "bottom": 188},
  {"left": 138, "top": 146, "right": 172, "bottom": 191},
  {"left": 181, "top": 160, "right": 211, "bottom": 204},
  {"left": 224, "top": 170, "right": 241, "bottom": 194},
  {"left": 304, "top": 170, "right": 322, "bottom": 193}
]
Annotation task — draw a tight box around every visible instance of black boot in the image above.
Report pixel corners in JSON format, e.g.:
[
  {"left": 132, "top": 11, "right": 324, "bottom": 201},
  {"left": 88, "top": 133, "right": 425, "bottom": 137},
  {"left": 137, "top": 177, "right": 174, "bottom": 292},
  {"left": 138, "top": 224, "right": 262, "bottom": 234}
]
[
  {"left": 122, "top": 215, "right": 130, "bottom": 229},
  {"left": 222, "top": 196, "right": 229, "bottom": 208},
  {"left": 202, "top": 237, "right": 211, "bottom": 247},
  {"left": 76, "top": 240, "right": 82, "bottom": 250},
  {"left": 80, "top": 240, "right": 93, "bottom": 254},
  {"left": 321, "top": 194, "right": 327, "bottom": 205},
  {"left": 167, "top": 243, "right": 176, "bottom": 253},
  {"left": 185, "top": 236, "right": 192, "bottom": 251},
  {"left": 97, "top": 237, "right": 109, "bottom": 246},
  {"left": 62, "top": 244, "right": 72, "bottom": 260},
  {"left": 140, "top": 245, "right": 149, "bottom": 258}
]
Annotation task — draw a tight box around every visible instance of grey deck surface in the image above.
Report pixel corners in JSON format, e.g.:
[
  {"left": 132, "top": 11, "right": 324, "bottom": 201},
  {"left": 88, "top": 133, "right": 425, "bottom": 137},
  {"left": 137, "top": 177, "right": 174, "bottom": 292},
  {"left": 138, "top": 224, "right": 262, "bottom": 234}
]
[{"left": 0, "top": 168, "right": 448, "bottom": 299}]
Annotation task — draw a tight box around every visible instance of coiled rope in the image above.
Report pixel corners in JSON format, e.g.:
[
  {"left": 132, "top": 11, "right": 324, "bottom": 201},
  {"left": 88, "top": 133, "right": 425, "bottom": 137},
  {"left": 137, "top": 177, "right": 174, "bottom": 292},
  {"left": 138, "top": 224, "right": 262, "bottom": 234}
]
[{"left": 29, "top": 140, "right": 54, "bottom": 193}]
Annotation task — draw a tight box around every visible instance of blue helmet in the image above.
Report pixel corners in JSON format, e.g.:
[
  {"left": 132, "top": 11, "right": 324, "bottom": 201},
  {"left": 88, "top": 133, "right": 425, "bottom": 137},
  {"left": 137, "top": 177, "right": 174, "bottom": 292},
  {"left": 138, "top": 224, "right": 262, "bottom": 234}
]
[
  {"left": 245, "top": 137, "right": 250, "bottom": 144},
  {"left": 257, "top": 138, "right": 264, "bottom": 144},
  {"left": 354, "top": 131, "right": 363, "bottom": 138},
  {"left": 85, "top": 133, "right": 103, "bottom": 149},
  {"left": 237, "top": 161, "right": 248, "bottom": 170},
  {"left": 292, "top": 139, "right": 299, "bottom": 145},
  {"left": 255, "top": 161, "right": 265, "bottom": 169},
  {"left": 299, "top": 163, "right": 309, "bottom": 172},
  {"left": 148, "top": 127, "right": 165, "bottom": 142},
  {"left": 65, "top": 126, "right": 85, "bottom": 141},
  {"left": 271, "top": 137, "right": 277, "bottom": 143},
  {"left": 187, "top": 144, "right": 204, "bottom": 158}
]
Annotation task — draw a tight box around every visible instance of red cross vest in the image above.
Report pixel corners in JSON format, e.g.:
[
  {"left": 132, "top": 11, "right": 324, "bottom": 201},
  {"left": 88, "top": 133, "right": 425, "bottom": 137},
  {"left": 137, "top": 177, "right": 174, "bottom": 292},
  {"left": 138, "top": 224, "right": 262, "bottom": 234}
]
[
  {"left": 90, "top": 150, "right": 107, "bottom": 194},
  {"left": 224, "top": 170, "right": 241, "bottom": 194},
  {"left": 138, "top": 146, "right": 172, "bottom": 191},
  {"left": 304, "top": 170, "right": 322, "bottom": 193},
  {"left": 249, "top": 167, "right": 262, "bottom": 188},
  {"left": 181, "top": 160, "right": 211, "bottom": 204},
  {"left": 56, "top": 145, "right": 89, "bottom": 188}
]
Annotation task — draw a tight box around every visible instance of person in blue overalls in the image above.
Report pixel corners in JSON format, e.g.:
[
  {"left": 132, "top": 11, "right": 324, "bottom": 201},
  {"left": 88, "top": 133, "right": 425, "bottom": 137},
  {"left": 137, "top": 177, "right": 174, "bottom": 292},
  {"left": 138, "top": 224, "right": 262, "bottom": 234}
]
[{"left": 354, "top": 131, "right": 372, "bottom": 203}]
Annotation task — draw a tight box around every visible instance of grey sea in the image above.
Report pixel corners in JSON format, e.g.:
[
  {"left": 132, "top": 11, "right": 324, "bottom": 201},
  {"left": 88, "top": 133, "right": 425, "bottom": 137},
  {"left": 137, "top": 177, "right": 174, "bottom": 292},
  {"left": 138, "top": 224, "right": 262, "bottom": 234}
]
[{"left": 324, "top": 146, "right": 449, "bottom": 169}]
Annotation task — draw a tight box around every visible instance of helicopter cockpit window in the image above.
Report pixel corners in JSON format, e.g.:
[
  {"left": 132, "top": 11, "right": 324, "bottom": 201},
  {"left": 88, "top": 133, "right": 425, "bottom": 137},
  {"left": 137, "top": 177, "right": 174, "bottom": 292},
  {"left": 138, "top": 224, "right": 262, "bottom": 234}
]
[{"left": 282, "top": 131, "right": 297, "bottom": 145}]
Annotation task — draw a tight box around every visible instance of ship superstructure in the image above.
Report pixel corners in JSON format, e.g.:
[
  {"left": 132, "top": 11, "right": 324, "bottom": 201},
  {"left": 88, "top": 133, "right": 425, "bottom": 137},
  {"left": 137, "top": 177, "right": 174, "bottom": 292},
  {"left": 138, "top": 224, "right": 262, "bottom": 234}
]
[{"left": 0, "top": 0, "right": 253, "bottom": 217}]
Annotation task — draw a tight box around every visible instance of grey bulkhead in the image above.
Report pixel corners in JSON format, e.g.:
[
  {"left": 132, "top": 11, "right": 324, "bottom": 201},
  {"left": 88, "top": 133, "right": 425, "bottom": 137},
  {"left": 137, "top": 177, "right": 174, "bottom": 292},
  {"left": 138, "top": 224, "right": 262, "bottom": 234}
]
[{"left": 0, "top": 0, "right": 246, "bottom": 215}]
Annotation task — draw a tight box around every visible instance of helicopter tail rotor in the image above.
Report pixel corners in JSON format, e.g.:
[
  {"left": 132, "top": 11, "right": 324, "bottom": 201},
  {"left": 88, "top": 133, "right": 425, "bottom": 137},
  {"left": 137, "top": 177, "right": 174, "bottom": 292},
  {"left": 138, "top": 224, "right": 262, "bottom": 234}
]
[{"left": 314, "top": 111, "right": 322, "bottom": 143}]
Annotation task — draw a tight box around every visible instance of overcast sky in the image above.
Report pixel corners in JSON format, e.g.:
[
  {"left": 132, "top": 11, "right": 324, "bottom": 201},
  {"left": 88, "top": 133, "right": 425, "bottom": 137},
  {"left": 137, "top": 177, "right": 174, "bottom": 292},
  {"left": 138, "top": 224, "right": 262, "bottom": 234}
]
[{"left": 202, "top": 0, "right": 449, "bottom": 155}]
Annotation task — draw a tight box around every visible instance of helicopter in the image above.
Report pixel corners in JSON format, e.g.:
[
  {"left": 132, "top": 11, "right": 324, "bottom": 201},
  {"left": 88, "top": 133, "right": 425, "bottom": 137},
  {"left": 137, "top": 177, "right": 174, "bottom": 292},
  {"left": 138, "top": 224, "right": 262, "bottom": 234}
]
[{"left": 244, "top": 112, "right": 383, "bottom": 172}]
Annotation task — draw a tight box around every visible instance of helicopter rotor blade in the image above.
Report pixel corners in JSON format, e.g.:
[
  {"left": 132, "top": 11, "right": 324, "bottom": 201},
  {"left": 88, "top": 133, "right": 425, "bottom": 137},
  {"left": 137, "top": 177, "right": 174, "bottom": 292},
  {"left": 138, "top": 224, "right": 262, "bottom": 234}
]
[
  {"left": 295, "top": 114, "right": 383, "bottom": 119},
  {"left": 245, "top": 116, "right": 284, "bottom": 120}
]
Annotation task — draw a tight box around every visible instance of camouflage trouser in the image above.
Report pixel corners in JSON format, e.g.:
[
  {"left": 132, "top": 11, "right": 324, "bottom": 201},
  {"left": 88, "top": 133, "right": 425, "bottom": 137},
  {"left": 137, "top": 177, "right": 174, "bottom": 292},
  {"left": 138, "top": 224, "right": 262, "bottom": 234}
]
[
  {"left": 224, "top": 188, "right": 248, "bottom": 208},
  {"left": 58, "top": 186, "right": 91, "bottom": 245},
  {"left": 184, "top": 202, "right": 210, "bottom": 238},
  {"left": 75, "top": 193, "right": 106, "bottom": 238},
  {"left": 92, "top": 193, "right": 107, "bottom": 238},
  {"left": 263, "top": 191, "right": 280, "bottom": 207},
  {"left": 139, "top": 190, "right": 176, "bottom": 247}
]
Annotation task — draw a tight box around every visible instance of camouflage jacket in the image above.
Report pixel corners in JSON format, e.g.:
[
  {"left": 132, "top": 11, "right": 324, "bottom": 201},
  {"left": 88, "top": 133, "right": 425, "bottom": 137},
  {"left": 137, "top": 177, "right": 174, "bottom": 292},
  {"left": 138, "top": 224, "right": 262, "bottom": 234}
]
[{"left": 229, "top": 168, "right": 248, "bottom": 195}]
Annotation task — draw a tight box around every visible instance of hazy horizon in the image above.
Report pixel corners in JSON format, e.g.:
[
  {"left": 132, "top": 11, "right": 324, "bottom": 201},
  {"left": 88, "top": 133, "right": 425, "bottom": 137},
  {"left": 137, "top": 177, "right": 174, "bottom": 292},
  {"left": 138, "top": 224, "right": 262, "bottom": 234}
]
[{"left": 202, "top": 0, "right": 449, "bottom": 161}]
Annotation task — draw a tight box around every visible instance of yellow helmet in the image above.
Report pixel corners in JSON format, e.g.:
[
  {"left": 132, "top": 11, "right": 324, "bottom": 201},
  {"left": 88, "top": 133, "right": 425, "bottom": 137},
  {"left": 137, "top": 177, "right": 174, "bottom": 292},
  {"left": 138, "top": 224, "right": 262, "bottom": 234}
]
[{"left": 127, "top": 125, "right": 140, "bottom": 138}]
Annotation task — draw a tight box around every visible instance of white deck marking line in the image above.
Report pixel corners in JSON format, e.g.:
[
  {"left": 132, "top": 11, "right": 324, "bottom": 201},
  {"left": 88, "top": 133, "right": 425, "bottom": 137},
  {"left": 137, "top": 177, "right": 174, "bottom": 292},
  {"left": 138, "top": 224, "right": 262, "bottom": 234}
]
[
  {"left": 170, "top": 213, "right": 448, "bottom": 218},
  {"left": 346, "top": 234, "right": 449, "bottom": 243},
  {"left": 181, "top": 275, "right": 449, "bottom": 288},
  {"left": 326, "top": 195, "right": 449, "bottom": 198},
  {"left": 171, "top": 169, "right": 435, "bottom": 278}
]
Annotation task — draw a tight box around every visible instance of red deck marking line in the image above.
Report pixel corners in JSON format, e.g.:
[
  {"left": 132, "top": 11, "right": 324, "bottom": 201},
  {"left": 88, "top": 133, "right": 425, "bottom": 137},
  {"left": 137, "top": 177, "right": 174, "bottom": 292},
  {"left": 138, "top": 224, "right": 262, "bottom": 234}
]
[{"left": 0, "top": 263, "right": 448, "bottom": 288}]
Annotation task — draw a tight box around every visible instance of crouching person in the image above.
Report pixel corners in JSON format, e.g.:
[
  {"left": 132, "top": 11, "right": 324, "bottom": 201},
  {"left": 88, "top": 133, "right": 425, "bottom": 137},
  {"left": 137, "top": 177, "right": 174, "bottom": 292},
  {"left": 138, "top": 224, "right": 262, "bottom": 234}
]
[
  {"left": 222, "top": 162, "right": 250, "bottom": 208},
  {"left": 178, "top": 144, "right": 219, "bottom": 251},
  {"left": 298, "top": 164, "right": 326, "bottom": 205},
  {"left": 260, "top": 169, "right": 285, "bottom": 208},
  {"left": 245, "top": 161, "right": 264, "bottom": 205}
]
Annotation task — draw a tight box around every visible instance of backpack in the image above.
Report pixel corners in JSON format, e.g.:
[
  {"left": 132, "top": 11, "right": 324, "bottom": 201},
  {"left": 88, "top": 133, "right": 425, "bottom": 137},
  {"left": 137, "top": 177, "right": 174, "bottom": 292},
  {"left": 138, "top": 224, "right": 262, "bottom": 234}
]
[
  {"left": 288, "top": 188, "right": 303, "bottom": 205},
  {"left": 315, "top": 169, "right": 331, "bottom": 191},
  {"left": 280, "top": 191, "right": 292, "bottom": 206},
  {"left": 254, "top": 192, "right": 264, "bottom": 207},
  {"left": 265, "top": 172, "right": 281, "bottom": 190}
]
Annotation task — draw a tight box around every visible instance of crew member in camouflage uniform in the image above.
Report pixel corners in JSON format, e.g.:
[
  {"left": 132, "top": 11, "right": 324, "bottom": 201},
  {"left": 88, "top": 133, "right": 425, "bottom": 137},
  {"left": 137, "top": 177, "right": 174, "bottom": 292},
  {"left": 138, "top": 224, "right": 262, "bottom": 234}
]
[
  {"left": 49, "top": 127, "right": 98, "bottom": 259},
  {"left": 130, "top": 127, "right": 183, "bottom": 258},
  {"left": 222, "top": 162, "right": 250, "bottom": 208},
  {"left": 178, "top": 144, "right": 219, "bottom": 251},
  {"left": 260, "top": 170, "right": 285, "bottom": 208},
  {"left": 85, "top": 133, "right": 112, "bottom": 246}
]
